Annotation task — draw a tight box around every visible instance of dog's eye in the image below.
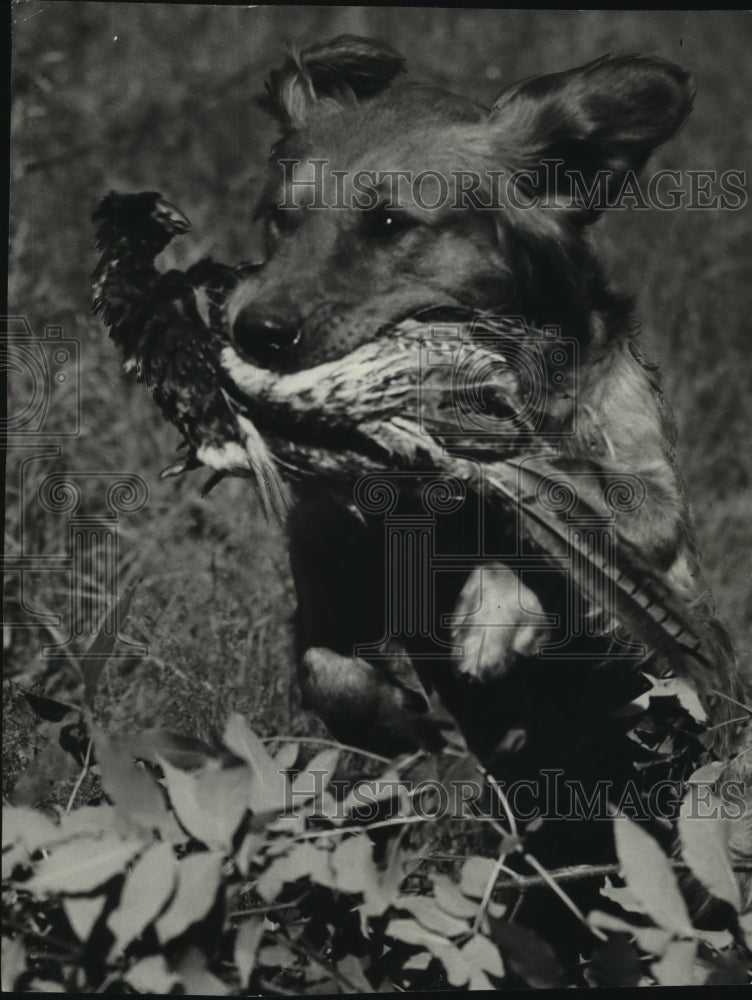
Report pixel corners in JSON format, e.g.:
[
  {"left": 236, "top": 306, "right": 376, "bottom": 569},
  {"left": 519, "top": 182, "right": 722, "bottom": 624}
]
[{"left": 368, "top": 206, "right": 417, "bottom": 239}]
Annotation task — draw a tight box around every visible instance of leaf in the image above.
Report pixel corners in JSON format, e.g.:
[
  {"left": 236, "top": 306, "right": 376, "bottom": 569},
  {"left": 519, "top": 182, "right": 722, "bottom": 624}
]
[
  {"left": 459, "top": 856, "right": 497, "bottom": 899},
  {"left": 80, "top": 584, "right": 139, "bottom": 703},
  {"left": 26, "top": 833, "right": 143, "bottom": 895},
  {"left": 125, "top": 955, "right": 177, "bottom": 994},
  {"left": 56, "top": 805, "right": 117, "bottom": 838},
  {"left": 108, "top": 842, "right": 176, "bottom": 952},
  {"left": 588, "top": 909, "right": 673, "bottom": 958},
  {"left": 291, "top": 748, "right": 340, "bottom": 802},
  {"left": 258, "top": 944, "right": 297, "bottom": 968},
  {"left": 678, "top": 792, "right": 741, "bottom": 911},
  {"left": 273, "top": 741, "right": 299, "bottom": 771},
  {"left": 331, "top": 834, "right": 376, "bottom": 895},
  {"left": 399, "top": 896, "right": 469, "bottom": 937},
  {"left": 94, "top": 731, "right": 169, "bottom": 833},
  {"left": 652, "top": 939, "right": 698, "bottom": 986},
  {"left": 686, "top": 761, "right": 727, "bottom": 785},
  {"left": 489, "top": 919, "right": 567, "bottom": 989},
  {"left": 469, "top": 969, "right": 494, "bottom": 990},
  {"left": 2, "top": 805, "right": 58, "bottom": 852},
  {"left": 2, "top": 937, "right": 27, "bottom": 991},
  {"left": 124, "top": 728, "right": 214, "bottom": 769},
  {"left": 21, "top": 690, "right": 75, "bottom": 722},
  {"left": 159, "top": 757, "right": 249, "bottom": 849},
  {"left": 154, "top": 851, "right": 223, "bottom": 944},
  {"left": 222, "top": 714, "right": 288, "bottom": 813},
  {"left": 235, "top": 832, "right": 264, "bottom": 877},
  {"left": 235, "top": 917, "right": 264, "bottom": 988},
  {"left": 460, "top": 934, "right": 504, "bottom": 977},
  {"left": 432, "top": 874, "right": 479, "bottom": 919},
  {"left": 613, "top": 815, "right": 694, "bottom": 936},
  {"left": 174, "top": 946, "right": 230, "bottom": 996},
  {"left": 337, "top": 954, "right": 371, "bottom": 992},
  {"left": 638, "top": 674, "right": 707, "bottom": 722},
  {"left": 256, "top": 842, "right": 335, "bottom": 901},
  {"left": 63, "top": 896, "right": 106, "bottom": 941},
  {"left": 386, "top": 918, "right": 449, "bottom": 952},
  {"left": 402, "top": 952, "right": 431, "bottom": 971}
]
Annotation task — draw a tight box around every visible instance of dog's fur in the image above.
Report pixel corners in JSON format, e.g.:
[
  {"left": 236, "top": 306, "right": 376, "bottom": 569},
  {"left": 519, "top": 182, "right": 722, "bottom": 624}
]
[{"left": 228, "top": 38, "right": 749, "bottom": 910}]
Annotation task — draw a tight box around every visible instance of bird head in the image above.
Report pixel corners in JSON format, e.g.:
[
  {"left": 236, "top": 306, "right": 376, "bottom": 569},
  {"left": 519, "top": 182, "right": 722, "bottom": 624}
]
[{"left": 92, "top": 191, "right": 191, "bottom": 253}]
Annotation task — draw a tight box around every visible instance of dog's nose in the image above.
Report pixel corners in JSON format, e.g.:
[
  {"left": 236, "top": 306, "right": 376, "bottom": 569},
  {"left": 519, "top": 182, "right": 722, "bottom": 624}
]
[{"left": 232, "top": 303, "right": 302, "bottom": 367}]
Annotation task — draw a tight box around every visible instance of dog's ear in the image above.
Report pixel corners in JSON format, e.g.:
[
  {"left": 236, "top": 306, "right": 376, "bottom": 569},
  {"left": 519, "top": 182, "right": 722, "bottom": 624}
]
[
  {"left": 490, "top": 55, "right": 693, "bottom": 222},
  {"left": 258, "top": 35, "right": 406, "bottom": 130}
]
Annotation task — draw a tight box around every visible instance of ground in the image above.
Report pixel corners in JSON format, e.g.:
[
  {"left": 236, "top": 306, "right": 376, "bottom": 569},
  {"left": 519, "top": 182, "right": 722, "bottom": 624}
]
[{"left": 5, "top": 4, "right": 752, "bottom": 777}]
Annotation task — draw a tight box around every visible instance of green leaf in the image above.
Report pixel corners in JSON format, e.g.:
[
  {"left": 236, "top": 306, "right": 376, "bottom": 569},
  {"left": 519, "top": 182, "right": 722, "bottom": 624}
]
[
  {"left": 459, "top": 856, "right": 497, "bottom": 899},
  {"left": 489, "top": 919, "right": 567, "bottom": 989},
  {"left": 386, "top": 917, "right": 449, "bottom": 951},
  {"left": 124, "top": 728, "right": 213, "bottom": 769},
  {"left": 2, "top": 936, "right": 27, "bottom": 991},
  {"left": 256, "top": 842, "right": 335, "bottom": 901},
  {"left": 235, "top": 917, "right": 264, "bottom": 988},
  {"left": 124, "top": 955, "right": 177, "bottom": 994},
  {"left": 273, "top": 741, "right": 299, "bottom": 771},
  {"left": 399, "top": 896, "right": 469, "bottom": 937},
  {"left": 81, "top": 584, "right": 139, "bottom": 704},
  {"left": 686, "top": 761, "right": 726, "bottom": 785},
  {"left": 432, "top": 874, "right": 479, "bottom": 919},
  {"left": 94, "top": 731, "right": 169, "bottom": 833},
  {"left": 222, "top": 714, "right": 288, "bottom": 813},
  {"left": 614, "top": 815, "right": 694, "bottom": 936},
  {"left": 63, "top": 895, "right": 106, "bottom": 941},
  {"left": 652, "top": 939, "right": 698, "bottom": 986},
  {"left": 174, "top": 947, "right": 230, "bottom": 996},
  {"left": 26, "top": 833, "right": 143, "bottom": 895},
  {"left": 678, "top": 791, "right": 741, "bottom": 911},
  {"left": 258, "top": 944, "right": 297, "bottom": 968},
  {"left": 2, "top": 805, "right": 58, "bottom": 853},
  {"left": 469, "top": 969, "right": 494, "bottom": 990},
  {"left": 337, "top": 954, "right": 371, "bottom": 992},
  {"left": 291, "top": 748, "right": 340, "bottom": 802},
  {"left": 588, "top": 909, "right": 673, "bottom": 958},
  {"left": 108, "top": 842, "right": 176, "bottom": 952},
  {"left": 56, "top": 805, "right": 117, "bottom": 838},
  {"left": 154, "top": 851, "right": 223, "bottom": 944},
  {"left": 331, "top": 834, "right": 376, "bottom": 894},
  {"left": 158, "top": 757, "right": 249, "bottom": 849},
  {"left": 460, "top": 934, "right": 504, "bottom": 977},
  {"left": 402, "top": 952, "right": 431, "bottom": 971},
  {"left": 638, "top": 674, "right": 707, "bottom": 722}
]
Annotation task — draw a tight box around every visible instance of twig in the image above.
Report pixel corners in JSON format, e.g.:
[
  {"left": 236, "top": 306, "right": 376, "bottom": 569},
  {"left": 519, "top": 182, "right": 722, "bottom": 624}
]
[
  {"left": 709, "top": 689, "right": 752, "bottom": 715},
  {"left": 473, "top": 851, "right": 510, "bottom": 934},
  {"left": 521, "top": 852, "right": 608, "bottom": 942},
  {"left": 65, "top": 738, "right": 92, "bottom": 813},
  {"left": 231, "top": 899, "right": 303, "bottom": 920},
  {"left": 261, "top": 734, "right": 391, "bottom": 765},
  {"left": 279, "top": 929, "right": 358, "bottom": 994}
]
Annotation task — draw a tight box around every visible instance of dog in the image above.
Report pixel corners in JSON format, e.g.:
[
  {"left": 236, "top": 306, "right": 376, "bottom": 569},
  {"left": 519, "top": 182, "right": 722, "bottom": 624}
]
[{"left": 226, "top": 37, "right": 749, "bottom": 909}]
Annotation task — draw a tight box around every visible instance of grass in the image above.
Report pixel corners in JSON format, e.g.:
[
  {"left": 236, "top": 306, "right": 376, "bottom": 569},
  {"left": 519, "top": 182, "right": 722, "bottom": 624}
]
[{"left": 6, "top": 5, "right": 751, "bottom": 786}]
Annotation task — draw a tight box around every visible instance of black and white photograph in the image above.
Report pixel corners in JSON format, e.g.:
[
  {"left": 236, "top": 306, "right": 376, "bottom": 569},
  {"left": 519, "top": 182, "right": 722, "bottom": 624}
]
[{"left": 3, "top": 3, "right": 752, "bottom": 993}]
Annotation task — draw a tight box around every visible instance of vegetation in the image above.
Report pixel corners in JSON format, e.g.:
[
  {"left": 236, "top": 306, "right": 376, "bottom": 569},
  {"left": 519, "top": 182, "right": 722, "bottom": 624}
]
[{"left": 5, "top": 4, "right": 751, "bottom": 992}]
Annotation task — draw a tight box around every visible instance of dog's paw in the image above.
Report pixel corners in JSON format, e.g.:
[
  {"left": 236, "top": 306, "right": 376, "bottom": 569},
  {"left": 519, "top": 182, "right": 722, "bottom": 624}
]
[{"left": 449, "top": 565, "right": 553, "bottom": 682}]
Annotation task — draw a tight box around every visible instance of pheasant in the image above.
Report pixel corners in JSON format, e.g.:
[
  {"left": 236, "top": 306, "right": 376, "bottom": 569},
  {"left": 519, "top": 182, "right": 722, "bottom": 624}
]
[{"left": 91, "top": 190, "right": 286, "bottom": 514}]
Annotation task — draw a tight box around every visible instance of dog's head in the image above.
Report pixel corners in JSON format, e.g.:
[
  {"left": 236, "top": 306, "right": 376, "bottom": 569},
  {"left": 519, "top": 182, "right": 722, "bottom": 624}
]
[{"left": 229, "top": 36, "right": 692, "bottom": 370}]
